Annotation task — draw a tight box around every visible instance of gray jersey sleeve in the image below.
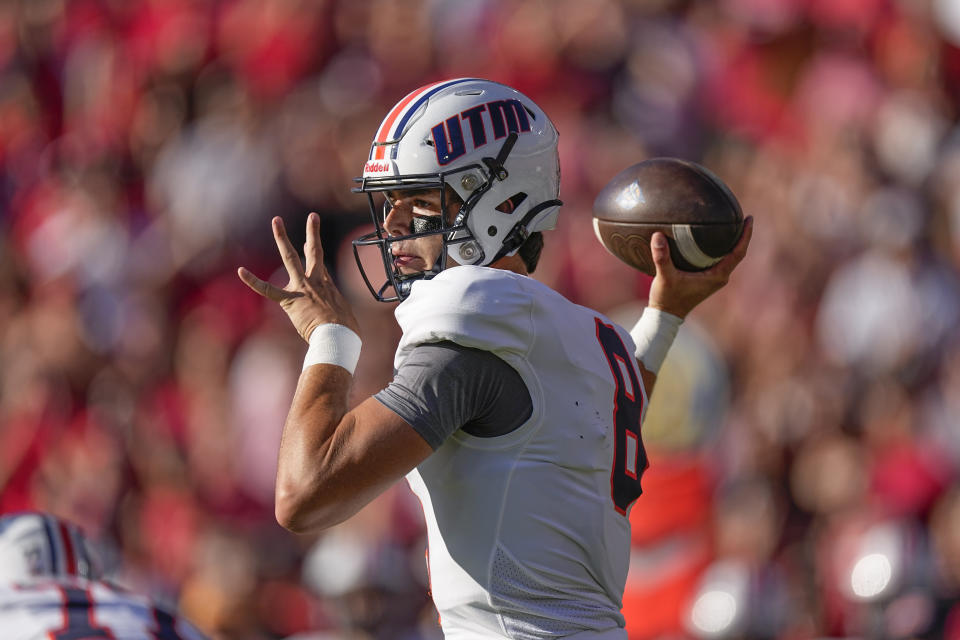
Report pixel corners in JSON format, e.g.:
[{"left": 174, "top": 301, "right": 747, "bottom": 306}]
[{"left": 374, "top": 341, "right": 533, "bottom": 450}]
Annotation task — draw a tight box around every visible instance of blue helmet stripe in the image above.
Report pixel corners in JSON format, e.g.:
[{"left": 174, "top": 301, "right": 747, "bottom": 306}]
[
  {"left": 389, "top": 78, "right": 482, "bottom": 159},
  {"left": 41, "top": 515, "right": 60, "bottom": 575}
]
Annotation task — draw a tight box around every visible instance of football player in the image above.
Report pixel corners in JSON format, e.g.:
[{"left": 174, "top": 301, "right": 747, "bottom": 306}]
[
  {"left": 0, "top": 511, "right": 209, "bottom": 639},
  {"left": 238, "top": 78, "right": 752, "bottom": 638}
]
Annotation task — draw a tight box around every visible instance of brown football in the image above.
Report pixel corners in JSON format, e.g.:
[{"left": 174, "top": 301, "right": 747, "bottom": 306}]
[{"left": 592, "top": 158, "right": 744, "bottom": 276}]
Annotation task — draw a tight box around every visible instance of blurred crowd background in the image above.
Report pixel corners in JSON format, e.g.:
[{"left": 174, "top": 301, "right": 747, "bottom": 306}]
[{"left": 2, "top": 0, "right": 960, "bottom": 638}]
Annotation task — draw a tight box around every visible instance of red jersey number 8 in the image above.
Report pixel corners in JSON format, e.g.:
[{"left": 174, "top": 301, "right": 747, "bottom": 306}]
[{"left": 595, "top": 318, "right": 648, "bottom": 515}]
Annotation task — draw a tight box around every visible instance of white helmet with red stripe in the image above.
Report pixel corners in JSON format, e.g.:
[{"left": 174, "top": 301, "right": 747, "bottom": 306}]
[
  {"left": 352, "top": 78, "right": 562, "bottom": 301},
  {"left": 0, "top": 512, "right": 101, "bottom": 582}
]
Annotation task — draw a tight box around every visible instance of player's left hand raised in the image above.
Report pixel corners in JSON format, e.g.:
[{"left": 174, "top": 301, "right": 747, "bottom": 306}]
[{"left": 238, "top": 213, "right": 359, "bottom": 342}]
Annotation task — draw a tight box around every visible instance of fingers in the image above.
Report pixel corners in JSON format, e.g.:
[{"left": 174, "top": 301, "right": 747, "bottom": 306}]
[
  {"left": 708, "top": 215, "right": 754, "bottom": 276},
  {"left": 650, "top": 232, "right": 676, "bottom": 280},
  {"left": 304, "top": 212, "right": 324, "bottom": 276},
  {"left": 273, "top": 217, "right": 304, "bottom": 281},
  {"left": 729, "top": 215, "right": 753, "bottom": 264},
  {"left": 237, "top": 266, "right": 292, "bottom": 302}
]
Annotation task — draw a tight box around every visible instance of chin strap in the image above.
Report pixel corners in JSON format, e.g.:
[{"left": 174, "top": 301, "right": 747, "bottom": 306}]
[
  {"left": 491, "top": 198, "right": 564, "bottom": 264},
  {"left": 482, "top": 132, "right": 518, "bottom": 181}
]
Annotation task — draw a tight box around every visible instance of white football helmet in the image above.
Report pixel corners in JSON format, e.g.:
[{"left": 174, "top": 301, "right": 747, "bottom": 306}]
[
  {"left": 353, "top": 78, "right": 562, "bottom": 301},
  {"left": 0, "top": 512, "right": 101, "bottom": 582}
]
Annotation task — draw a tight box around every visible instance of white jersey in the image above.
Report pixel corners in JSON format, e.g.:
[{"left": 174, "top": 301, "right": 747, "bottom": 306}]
[
  {"left": 396, "top": 266, "right": 649, "bottom": 640},
  {"left": 0, "top": 577, "right": 209, "bottom": 640}
]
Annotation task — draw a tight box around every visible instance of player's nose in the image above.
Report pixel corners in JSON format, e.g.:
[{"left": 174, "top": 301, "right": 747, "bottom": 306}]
[{"left": 383, "top": 202, "right": 411, "bottom": 237}]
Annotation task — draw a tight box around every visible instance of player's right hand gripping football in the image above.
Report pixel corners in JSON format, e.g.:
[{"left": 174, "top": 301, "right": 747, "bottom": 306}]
[
  {"left": 648, "top": 216, "right": 753, "bottom": 319},
  {"left": 237, "top": 213, "right": 359, "bottom": 342}
]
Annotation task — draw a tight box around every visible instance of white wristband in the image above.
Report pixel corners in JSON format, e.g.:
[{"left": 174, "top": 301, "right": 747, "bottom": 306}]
[
  {"left": 630, "top": 307, "right": 682, "bottom": 375},
  {"left": 302, "top": 324, "right": 363, "bottom": 375}
]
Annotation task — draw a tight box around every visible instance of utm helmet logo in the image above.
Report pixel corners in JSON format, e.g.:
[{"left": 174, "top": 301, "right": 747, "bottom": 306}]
[{"left": 431, "top": 99, "right": 533, "bottom": 165}]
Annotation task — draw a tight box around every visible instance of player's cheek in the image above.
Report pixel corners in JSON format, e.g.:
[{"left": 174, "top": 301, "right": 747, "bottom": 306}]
[{"left": 425, "top": 235, "right": 443, "bottom": 258}]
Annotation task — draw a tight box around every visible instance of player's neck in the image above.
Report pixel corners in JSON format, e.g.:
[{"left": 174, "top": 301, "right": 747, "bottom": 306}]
[{"left": 489, "top": 254, "right": 528, "bottom": 276}]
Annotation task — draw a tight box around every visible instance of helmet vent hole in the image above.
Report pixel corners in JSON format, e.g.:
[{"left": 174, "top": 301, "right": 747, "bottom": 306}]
[
  {"left": 495, "top": 193, "right": 527, "bottom": 214},
  {"left": 487, "top": 226, "right": 498, "bottom": 237},
  {"left": 455, "top": 89, "right": 484, "bottom": 96}
]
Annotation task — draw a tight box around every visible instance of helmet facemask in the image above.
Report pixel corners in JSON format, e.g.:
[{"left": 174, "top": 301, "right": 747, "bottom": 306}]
[{"left": 353, "top": 170, "right": 467, "bottom": 303}]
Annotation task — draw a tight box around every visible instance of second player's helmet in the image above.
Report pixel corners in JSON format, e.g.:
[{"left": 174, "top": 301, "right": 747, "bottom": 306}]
[
  {"left": 353, "top": 78, "right": 562, "bottom": 302},
  {"left": 0, "top": 512, "right": 101, "bottom": 582}
]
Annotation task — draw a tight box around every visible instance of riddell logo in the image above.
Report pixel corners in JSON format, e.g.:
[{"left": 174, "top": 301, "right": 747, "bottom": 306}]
[{"left": 365, "top": 161, "right": 391, "bottom": 173}]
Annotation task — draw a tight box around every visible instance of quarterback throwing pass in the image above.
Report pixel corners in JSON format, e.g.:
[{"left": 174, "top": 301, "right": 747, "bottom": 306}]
[{"left": 238, "top": 78, "right": 751, "bottom": 639}]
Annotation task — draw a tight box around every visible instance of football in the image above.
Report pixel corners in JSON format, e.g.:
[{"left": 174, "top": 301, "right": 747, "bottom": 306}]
[{"left": 592, "top": 158, "right": 744, "bottom": 276}]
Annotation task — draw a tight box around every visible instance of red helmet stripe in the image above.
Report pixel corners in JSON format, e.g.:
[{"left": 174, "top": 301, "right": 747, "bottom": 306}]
[
  {"left": 58, "top": 521, "right": 77, "bottom": 576},
  {"left": 371, "top": 81, "right": 445, "bottom": 160}
]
